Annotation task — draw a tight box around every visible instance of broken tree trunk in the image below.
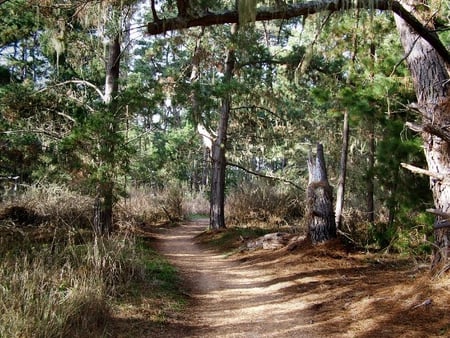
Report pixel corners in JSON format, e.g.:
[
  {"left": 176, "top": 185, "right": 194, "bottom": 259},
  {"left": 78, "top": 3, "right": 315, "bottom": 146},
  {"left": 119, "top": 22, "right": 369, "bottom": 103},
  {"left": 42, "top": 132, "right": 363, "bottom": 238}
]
[{"left": 307, "top": 143, "right": 337, "bottom": 244}]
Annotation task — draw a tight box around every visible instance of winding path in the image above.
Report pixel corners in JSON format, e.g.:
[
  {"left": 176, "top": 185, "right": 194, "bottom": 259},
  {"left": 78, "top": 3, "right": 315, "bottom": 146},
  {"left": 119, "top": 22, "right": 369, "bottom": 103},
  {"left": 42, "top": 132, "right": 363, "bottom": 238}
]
[{"left": 152, "top": 219, "right": 316, "bottom": 337}]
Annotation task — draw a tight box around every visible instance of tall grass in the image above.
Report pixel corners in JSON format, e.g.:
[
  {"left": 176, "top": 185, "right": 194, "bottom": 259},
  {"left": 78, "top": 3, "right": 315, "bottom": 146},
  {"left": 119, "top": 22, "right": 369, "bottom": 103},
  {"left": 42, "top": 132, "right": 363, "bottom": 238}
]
[
  {"left": 119, "top": 184, "right": 209, "bottom": 227},
  {"left": 0, "top": 184, "right": 171, "bottom": 337},
  {"left": 225, "top": 181, "right": 304, "bottom": 228},
  {"left": 0, "top": 232, "right": 151, "bottom": 337}
]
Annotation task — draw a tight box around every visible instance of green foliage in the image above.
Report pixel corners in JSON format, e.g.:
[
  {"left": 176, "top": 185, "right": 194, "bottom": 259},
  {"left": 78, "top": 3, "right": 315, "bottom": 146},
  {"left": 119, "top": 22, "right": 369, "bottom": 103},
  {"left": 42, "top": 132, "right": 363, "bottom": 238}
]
[
  {"left": 0, "top": 0, "right": 41, "bottom": 46},
  {"left": 129, "top": 123, "right": 202, "bottom": 188}
]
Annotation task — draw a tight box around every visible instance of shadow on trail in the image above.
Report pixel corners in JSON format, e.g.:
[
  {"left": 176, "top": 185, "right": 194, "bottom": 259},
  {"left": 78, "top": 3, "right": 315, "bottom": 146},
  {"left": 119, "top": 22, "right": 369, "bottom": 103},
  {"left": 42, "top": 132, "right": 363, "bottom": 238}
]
[{"left": 149, "top": 220, "right": 448, "bottom": 338}]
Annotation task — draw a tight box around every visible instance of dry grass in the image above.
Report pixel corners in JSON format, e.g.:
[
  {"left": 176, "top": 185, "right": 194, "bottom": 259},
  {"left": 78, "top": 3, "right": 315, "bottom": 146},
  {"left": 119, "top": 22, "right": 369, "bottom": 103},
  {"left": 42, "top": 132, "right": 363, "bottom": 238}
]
[
  {"left": 225, "top": 181, "right": 304, "bottom": 229},
  {"left": 117, "top": 186, "right": 209, "bottom": 230},
  {"left": 0, "top": 184, "right": 184, "bottom": 338},
  {"left": 0, "top": 234, "right": 146, "bottom": 338},
  {"left": 182, "top": 189, "right": 209, "bottom": 217}
]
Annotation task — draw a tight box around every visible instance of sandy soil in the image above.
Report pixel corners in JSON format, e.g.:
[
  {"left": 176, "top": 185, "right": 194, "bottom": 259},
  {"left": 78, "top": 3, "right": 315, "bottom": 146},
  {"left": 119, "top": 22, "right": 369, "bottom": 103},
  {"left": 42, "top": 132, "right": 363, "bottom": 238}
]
[{"left": 144, "top": 219, "right": 450, "bottom": 337}]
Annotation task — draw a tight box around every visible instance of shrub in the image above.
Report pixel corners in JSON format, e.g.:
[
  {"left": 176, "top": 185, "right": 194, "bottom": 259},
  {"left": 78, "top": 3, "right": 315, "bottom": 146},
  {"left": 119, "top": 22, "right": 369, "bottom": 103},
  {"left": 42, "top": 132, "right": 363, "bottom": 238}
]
[
  {"left": 117, "top": 186, "right": 182, "bottom": 226},
  {"left": 339, "top": 208, "right": 433, "bottom": 256}
]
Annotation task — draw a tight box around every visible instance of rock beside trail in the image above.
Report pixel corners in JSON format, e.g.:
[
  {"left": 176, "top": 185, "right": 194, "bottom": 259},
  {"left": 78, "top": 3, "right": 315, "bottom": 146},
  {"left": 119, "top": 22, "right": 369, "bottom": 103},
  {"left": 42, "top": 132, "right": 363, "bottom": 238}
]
[{"left": 244, "top": 232, "right": 306, "bottom": 250}]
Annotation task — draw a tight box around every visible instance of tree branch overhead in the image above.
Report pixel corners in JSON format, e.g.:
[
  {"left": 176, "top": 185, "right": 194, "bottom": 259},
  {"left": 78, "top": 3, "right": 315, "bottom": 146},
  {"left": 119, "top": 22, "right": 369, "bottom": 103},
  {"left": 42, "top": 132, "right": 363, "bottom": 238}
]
[{"left": 147, "top": 0, "right": 450, "bottom": 64}]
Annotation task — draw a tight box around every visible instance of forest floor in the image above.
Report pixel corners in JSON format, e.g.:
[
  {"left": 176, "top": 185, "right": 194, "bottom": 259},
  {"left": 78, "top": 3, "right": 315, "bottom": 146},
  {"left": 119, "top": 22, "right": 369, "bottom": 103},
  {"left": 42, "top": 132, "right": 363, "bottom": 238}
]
[{"left": 114, "top": 219, "right": 450, "bottom": 337}]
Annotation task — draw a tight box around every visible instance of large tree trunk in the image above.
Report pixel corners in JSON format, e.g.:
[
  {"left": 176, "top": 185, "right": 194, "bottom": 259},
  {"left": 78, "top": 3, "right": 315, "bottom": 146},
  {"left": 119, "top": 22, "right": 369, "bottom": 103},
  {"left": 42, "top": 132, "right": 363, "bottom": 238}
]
[
  {"left": 210, "top": 40, "right": 236, "bottom": 230},
  {"left": 335, "top": 110, "right": 349, "bottom": 229},
  {"left": 307, "top": 143, "right": 337, "bottom": 243},
  {"left": 394, "top": 3, "right": 450, "bottom": 270}
]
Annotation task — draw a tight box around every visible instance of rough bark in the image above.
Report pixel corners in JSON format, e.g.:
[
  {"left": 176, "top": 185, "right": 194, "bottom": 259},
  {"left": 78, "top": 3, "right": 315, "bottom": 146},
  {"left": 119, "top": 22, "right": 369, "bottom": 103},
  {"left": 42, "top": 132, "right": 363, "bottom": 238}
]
[
  {"left": 394, "top": 1, "right": 450, "bottom": 270},
  {"left": 335, "top": 110, "right": 349, "bottom": 229},
  {"left": 209, "top": 37, "right": 236, "bottom": 230},
  {"left": 307, "top": 143, "right": 337, "bottom": 244}
]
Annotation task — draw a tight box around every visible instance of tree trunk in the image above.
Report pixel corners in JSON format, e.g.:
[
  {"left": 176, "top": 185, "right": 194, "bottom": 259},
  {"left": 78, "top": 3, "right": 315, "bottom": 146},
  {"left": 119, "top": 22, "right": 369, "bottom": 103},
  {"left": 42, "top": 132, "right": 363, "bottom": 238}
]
[
  {"left": 210, "top": 38, "right": 236, "bottom": 230},
  {"left": 367, "top": 116, "right": 375, "bottom": 224},
  {"left": 104, "top": 35, "right": 121, "bottom": 105},
  {"left": 307, "top": 143, "right": 337, "bottom": 243},
  {"left": 335, "top": 110, "right": 349, "bottom": 229},
  {"left": 94, "top": 34, "right": 121, "bottom": 236},
  {"left": 394, "top": 2, "right": 450, "bottom": 270}
]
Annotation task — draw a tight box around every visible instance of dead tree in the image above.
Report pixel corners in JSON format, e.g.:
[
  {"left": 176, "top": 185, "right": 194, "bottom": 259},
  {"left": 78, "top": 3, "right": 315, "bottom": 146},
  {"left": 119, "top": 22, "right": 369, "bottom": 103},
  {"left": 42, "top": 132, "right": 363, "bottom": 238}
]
[{"left": 307, "top": 143, "right": 336, "bottom": 244}]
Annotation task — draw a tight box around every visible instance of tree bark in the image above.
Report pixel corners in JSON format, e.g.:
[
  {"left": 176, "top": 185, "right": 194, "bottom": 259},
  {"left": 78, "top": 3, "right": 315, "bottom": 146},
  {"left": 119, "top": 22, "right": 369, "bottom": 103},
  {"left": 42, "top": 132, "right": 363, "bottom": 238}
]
[
  {"left": 394, "top": 2, "right": 450, "bottom": 270},
  {"left": 335, "top": 110, "right": 349, "bottom": 229},
  {"left": 209, "top": 37, "right": 236, "bottom": 230},
  {"left": 104, "top": 35, "right": 121, "bottom": 105},
  {"left": 367, "top": 115, "right": 375, "bottom": 224},
  {"left": 94, "top": 34, "right": 121, "bottom": 236},
  {"left": 307, "top": 143, "right": 337, "bottom": 243}
]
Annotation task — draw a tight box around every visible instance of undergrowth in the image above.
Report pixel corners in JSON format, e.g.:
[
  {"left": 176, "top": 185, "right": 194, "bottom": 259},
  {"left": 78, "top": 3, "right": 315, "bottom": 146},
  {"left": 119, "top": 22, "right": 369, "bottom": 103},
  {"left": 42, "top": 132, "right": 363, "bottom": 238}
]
[
  {"left": 0, "top": 185, "right": 186, "bottom": 338},
  {"left": 117, "top": 184, "right": 209, "bottom": 227},
  {"left": 225, "top": 180, "right": 304, "bottom": 229}
]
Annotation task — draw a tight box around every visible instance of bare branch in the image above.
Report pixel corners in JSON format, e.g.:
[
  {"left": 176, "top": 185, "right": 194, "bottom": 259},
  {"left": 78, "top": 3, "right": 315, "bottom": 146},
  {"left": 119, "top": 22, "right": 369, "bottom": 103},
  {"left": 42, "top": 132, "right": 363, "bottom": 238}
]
[
  {"left": 405, "top": 121, "right": 450, "bottom": 143},
  {"left": 405, "top": 121, "right": 422, "bottom": 133},
  {"left": 400, "top": 162, "right": 446, "bottom": 180},
  {"left": 150, "top": 0, "right": 159, "bottom": 22},
  {"left": 426, "top": 208, "right": 450, "bottom": 219},
  {"left": 39, "top": 80, "right": 105, "bottom": 101},
  {"left": 227, "top": 161, "right": 303, "bottom": 190},
  {"left": 232, "top": 105, "right": 287, "bottom": 122}
]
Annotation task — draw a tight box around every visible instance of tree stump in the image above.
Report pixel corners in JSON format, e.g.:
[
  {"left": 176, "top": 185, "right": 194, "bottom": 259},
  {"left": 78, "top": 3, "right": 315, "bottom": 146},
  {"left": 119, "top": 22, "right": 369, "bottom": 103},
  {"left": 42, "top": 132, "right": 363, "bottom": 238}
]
[{"left": 307, "top": 143, "right": 336, "bottom": 244}]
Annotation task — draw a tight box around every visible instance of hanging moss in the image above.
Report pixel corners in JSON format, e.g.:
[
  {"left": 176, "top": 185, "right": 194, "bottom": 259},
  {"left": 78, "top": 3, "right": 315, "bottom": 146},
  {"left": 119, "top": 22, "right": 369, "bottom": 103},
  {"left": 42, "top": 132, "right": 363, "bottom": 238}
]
[{"left": 238, "top": 0, "right": 257, "bottom": 26}]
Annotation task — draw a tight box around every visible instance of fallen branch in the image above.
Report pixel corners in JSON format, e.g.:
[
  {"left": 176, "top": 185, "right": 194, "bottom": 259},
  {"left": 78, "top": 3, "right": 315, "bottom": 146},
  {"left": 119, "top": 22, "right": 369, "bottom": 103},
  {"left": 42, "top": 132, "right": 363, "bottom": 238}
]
[{"left": 410, "top": 298, "right": 432, "bottom": 310}]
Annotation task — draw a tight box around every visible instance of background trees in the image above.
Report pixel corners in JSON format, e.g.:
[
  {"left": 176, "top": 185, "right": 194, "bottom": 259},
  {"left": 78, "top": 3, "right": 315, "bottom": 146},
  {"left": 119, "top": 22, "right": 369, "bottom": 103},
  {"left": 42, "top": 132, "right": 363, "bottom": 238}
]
[{"left": 1, "top": 0, "right": 447, "bottom": 254}]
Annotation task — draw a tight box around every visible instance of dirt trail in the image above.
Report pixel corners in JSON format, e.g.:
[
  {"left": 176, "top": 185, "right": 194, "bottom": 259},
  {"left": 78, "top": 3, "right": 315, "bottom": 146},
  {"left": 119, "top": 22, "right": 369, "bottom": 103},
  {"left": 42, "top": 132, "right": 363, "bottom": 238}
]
[
  {"left": 151, "top": 219, "right": 450, "bottom": 338},
  {"left": 152, "top": 219, "right": 315, "bottom": 337}
]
